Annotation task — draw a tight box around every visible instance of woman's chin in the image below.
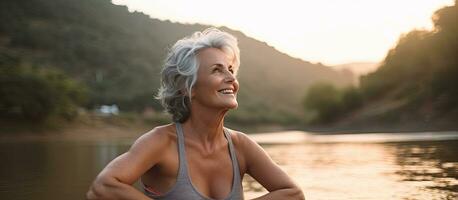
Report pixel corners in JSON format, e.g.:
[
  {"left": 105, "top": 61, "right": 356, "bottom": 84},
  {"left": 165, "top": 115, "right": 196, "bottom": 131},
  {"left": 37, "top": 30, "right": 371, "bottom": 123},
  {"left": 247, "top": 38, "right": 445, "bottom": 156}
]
[
  {"left": 224, "top": 101, "right": 238, "bottom": 110},
  {"left": 229, "top": 103, "right": 238, "bottom": 109}
]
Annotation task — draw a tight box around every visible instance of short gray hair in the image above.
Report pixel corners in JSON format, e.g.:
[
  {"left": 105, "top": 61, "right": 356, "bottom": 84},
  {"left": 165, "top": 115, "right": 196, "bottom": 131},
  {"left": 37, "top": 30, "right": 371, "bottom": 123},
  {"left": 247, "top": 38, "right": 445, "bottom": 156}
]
[{"left": 155, "top": 28, "right": 240, "bottom": 123}]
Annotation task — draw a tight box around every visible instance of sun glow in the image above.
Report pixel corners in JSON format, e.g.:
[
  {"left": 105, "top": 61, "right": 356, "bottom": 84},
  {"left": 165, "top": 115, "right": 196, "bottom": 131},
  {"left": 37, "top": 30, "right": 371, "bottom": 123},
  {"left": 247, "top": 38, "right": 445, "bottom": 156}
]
[{"left": 112, "top": 0, "right": 454, "bottom": 65}]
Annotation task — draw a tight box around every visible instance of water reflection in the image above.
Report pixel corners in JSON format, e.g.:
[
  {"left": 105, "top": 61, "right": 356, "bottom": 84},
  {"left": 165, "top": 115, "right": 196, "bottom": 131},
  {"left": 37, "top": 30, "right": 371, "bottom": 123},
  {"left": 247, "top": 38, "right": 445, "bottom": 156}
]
[
  {"left": 244, "top": 141, "right": 458, "bottom": 200},
  {"left": 248, "top": 143, "right": 402, "bottom": 199},
  {"left": 0, "top": 141, "right": 129, "bottom": 200},
  {"left": 0, "top": 135, "right": 457, "bottom": 200},
  {"left": 391, "top": 141, "right": 458, "bottom": 196}
]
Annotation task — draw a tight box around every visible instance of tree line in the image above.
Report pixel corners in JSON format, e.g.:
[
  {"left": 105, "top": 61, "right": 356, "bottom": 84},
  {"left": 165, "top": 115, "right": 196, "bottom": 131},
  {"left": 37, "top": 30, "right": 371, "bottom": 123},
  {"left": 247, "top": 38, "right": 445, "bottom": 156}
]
[{"left": 303, "top": 2, "right": 457, "bottom": 127}]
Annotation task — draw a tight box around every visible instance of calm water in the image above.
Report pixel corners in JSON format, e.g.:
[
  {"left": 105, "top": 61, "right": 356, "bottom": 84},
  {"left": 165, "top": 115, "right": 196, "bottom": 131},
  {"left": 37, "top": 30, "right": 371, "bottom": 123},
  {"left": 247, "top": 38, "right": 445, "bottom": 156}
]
[{"left": 1, "top": 132, "right": 457, "bottom": 200}]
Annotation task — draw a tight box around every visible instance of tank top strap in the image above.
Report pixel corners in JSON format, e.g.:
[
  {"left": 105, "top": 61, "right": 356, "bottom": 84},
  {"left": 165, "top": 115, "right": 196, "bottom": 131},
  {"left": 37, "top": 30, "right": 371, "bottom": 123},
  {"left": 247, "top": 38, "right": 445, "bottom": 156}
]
[
  {"left": 175, "top": 123, "right": 188, "bottom": 179},
  {"left": 223, "top": 128, "right": 242, "bottom": 186}
]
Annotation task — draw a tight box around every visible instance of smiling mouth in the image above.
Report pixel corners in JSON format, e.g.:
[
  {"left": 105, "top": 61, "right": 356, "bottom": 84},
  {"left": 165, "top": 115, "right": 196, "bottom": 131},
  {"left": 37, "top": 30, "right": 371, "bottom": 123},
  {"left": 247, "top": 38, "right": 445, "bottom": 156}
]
[{"left": 218, "top": 89, "right": 234, "bottom": 94}]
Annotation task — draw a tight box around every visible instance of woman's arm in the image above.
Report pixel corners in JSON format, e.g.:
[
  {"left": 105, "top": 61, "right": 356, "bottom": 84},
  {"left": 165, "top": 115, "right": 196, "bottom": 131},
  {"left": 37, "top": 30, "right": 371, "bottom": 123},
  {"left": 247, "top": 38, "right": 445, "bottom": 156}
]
[
  {"left": 239, "top": 133, "right": 305, "bottom": 200},
  {"left": 86, "top": 152, "right": 152, "bottom": 200},
  {"left": 86, "top": 128, "right": 169, "bottom": 200}
]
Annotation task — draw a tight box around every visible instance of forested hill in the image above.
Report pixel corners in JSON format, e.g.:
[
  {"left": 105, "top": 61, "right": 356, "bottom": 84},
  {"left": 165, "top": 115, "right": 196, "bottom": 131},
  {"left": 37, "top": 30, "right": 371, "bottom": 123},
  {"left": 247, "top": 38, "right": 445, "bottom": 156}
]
[
  {"left": 355, "top": 2, "right": 458, "bottom": 129},
  {"left": 304, "top": 2, "right": 458, "bottom": 130},
  {"left": 0, "top": 0, "right": 353, "bottom": 124}
]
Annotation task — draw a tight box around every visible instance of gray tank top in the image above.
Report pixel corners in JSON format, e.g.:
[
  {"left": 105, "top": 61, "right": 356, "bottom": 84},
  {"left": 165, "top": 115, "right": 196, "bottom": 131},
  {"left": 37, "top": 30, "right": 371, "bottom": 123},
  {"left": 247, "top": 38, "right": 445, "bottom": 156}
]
[{"left": 143, "top": 123, "right": 244, "bottom": 200}]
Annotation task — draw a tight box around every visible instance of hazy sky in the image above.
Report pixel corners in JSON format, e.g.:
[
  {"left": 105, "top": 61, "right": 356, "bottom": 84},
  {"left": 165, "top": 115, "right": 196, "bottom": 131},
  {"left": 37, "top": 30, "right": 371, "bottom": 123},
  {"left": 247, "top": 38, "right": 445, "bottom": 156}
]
[{"left": 112, "top": 0, "right": 454, "bottom": 65}]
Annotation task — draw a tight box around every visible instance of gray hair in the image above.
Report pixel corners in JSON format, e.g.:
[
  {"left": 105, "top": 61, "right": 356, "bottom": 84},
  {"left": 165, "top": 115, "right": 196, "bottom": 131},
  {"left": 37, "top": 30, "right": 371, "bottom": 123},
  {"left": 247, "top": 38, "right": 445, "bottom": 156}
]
[{"left": 155, "top": 28, "right": 240, "bottom": 123}]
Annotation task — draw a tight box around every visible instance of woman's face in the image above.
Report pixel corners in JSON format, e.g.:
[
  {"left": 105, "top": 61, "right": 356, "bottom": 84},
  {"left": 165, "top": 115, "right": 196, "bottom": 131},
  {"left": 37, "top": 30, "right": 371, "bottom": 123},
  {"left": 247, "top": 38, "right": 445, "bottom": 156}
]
[{"left": 191, "top": 48, "right": 239, "bottom": 110}]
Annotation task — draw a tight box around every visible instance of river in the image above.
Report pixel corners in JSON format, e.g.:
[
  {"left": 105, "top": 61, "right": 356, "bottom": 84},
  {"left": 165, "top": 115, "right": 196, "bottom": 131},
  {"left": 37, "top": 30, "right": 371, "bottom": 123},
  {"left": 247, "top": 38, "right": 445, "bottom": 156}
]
[{"left": 1, "top": 131, "right": 457, "bottom": 200}]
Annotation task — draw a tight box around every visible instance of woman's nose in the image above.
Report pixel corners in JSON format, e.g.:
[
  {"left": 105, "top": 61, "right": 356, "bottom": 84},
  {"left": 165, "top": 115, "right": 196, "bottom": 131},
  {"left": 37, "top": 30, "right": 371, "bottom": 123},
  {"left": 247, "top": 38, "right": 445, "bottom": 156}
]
[{"left": 224, "top": 70, "right": 236, "bottom": 82}]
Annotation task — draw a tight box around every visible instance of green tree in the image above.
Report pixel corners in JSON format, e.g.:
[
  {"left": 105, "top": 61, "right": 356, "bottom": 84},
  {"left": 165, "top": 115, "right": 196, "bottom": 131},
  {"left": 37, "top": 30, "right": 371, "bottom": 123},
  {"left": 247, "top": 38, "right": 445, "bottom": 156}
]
[
  {"left": 340, "top": 86, "right": 363, "bottom": 112},
  {"left": 303, "top": 83, "right": 342, "bottom": 123},
  {"left": 0, "top": 60, "right": 87, "bottom": 121}
]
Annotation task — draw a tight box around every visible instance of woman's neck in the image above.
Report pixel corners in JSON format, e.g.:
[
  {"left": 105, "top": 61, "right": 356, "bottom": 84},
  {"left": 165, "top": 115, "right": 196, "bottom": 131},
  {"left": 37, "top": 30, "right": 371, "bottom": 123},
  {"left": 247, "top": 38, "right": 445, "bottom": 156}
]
[{"left": 182, "top": 103, "right": 229, "bottom": 151}]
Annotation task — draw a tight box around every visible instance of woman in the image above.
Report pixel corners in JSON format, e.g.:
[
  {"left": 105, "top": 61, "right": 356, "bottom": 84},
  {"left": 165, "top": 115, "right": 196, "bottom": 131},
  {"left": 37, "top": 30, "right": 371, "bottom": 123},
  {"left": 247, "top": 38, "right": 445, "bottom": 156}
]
[{"left": 87, "top": 28, "right": 304, "bottom": 200}]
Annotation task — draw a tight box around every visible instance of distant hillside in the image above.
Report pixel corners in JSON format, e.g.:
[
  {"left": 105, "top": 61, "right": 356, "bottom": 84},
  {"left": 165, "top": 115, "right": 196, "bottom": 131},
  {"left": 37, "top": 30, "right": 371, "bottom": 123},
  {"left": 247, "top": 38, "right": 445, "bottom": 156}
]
[
  {"left": 333, "top": 62, "right": 379, "bottom": 76},
  {"left": 329, "top": 62, "right": 379, "bottom": 85},
  {"left": 0, "top": 0, "right": 353, "bottom": 124},
  {"left": 321, "top": 2, "right": 458, "bottom": 131},
  {"left": 233, "top": 31, "right": 354, "bottom": 120}
]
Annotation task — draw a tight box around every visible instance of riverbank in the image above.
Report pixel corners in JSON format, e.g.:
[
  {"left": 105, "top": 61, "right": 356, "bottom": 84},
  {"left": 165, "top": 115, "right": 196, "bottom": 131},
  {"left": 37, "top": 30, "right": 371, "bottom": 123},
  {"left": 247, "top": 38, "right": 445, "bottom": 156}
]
[
  {"left": 300, "top": 121, "right": 458, "bottom": 135},
  {"left": 0, "top": 113, "right": 296, "bottom": 142},
  {"left": 1, "top": 113, "right": 457, "bottom": 142}
]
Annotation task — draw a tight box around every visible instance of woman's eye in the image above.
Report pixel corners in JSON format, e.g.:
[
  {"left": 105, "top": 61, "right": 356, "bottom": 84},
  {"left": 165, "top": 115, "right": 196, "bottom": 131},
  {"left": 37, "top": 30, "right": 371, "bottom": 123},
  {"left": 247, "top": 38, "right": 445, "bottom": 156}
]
[{"left": 229, "top": 69, "right": 234, "bottom": 74}]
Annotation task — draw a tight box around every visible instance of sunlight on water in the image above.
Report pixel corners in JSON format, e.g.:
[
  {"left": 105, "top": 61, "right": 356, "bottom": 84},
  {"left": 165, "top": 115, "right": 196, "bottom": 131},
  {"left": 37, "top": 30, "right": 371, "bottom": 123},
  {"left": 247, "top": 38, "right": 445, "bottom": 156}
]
[
  {"left": 249, "top": 131, "right": 458, "bottom": 144},
  {"left": 0, "top": 132, "right": 457, "bottom": 200},
  {"left": 244, "top": 133, "right": 458, "bottom": 200}
]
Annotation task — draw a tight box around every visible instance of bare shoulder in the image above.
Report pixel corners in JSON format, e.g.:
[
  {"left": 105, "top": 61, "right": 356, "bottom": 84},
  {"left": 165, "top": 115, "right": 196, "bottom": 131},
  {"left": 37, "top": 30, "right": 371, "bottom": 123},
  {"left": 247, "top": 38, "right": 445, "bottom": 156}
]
[
  {"left": 129, "top": 123, "right": 177, "bottom": 155},
  {"left": 92, "top": 124, "right": 178, "bottom": 185},
  {"left": 225, "top": 128, "right": 258, "bottom": 150},
  {"left": 225, "top": 128, "right": 264, "bottom": 173}
]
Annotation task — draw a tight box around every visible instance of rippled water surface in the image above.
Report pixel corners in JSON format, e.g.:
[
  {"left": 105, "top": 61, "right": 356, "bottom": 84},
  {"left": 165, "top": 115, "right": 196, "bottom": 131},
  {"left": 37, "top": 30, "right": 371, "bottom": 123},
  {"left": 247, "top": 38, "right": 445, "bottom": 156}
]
[{"left": 1, "top": 132, "right": 457, "bottom": 200}]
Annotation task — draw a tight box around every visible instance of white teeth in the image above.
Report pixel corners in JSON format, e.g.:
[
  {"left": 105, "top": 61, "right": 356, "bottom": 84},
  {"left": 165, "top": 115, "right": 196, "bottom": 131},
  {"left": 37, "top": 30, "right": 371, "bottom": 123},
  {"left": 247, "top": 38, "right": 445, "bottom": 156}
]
[{"left": 219, "top": 89, "right": 233, "bottom": 94}]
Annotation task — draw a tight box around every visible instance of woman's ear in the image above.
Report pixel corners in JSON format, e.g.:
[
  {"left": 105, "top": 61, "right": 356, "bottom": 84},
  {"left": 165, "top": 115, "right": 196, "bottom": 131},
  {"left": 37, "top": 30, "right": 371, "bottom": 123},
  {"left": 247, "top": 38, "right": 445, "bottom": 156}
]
[
  {"left": 190, "top": 89, "right": 196, "bottom": 99},
  {"left": 181, "top": 89, "right": 195, "bottom": 99}
]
